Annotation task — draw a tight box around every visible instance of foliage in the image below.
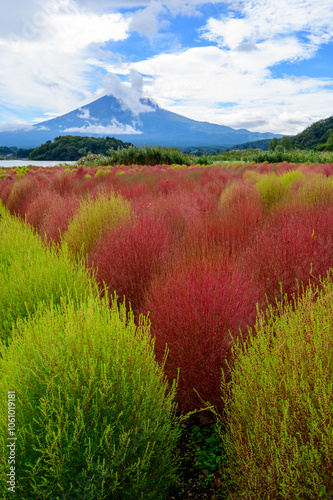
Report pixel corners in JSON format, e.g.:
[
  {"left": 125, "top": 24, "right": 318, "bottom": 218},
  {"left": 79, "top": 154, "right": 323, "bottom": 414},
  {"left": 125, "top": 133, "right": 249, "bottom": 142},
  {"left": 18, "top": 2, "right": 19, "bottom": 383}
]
[
  {"left": 142, "top": 257, "right": 262, "bottom": 413},
  {"left": 0, "top": 204, "right": 95, "bottom": 345},
  {"left": 29, "top": 135, "right": 133, "bottom": 161},
  {"left": 253, "top": 169, "right": 305, "bottom": 213},
  {"left": 63, "top": 191, "right": 132, "bottom": 259},
  {"left": 245, "top": 148, "right": 333, "bottom": 163},
  {"left": 241, "top": 204, "right": 333, "bottom": 305},
  {"left": 0, "top": 294, "right": 181, "bottom": 499},
  {"left": 291, "top": 115, "right": 333, "bottom": 149},
  {"left": 221, "top": 274, "right": 333, "bottom": 499},
  {"left": 268, "top": 137, "right": 278, "bottom": 151},
  {"left": 91, "top": 145, "right": 194, "bottom": 166},
  {"left": 88, "top": 210, "right": 178, "bottom": 317},
  {"left": 280, "top": 136, "right": 292, "bottom": 150}
]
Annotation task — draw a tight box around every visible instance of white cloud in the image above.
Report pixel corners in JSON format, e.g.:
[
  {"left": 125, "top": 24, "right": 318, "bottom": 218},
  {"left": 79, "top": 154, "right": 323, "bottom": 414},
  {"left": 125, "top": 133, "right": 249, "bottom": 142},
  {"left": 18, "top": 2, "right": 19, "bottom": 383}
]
[
  {"left": 0, "top": 0, "right": 332, "bottom": 137},
  {"left": 102, "top": 70, "right": 156, "bottom": 114},
  {"left": 77, "top": 107, "right": 91, "bottom": 119},
  {"left": 201, "top": 0, "right": 333, "bottom": 52},
  {"left": 0, "top": 5, "right": 130, "bottom": 123},
  {"left": 63, "top": 121, "right": 142, "bottom": 134},
  {"left": 0, "top": 122, "right": 32, "bottom": 132},
  {"left": 129, "top": 1, "right": 168, "bottom": 38},
  {"left": 129, "top": 43, "right": 333, "bottom": 134}
]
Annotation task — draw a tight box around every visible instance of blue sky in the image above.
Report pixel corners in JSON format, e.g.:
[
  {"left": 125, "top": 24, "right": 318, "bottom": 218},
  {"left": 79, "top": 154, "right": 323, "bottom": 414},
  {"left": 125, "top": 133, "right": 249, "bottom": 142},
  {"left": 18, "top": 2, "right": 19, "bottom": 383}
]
[{"left": 0, "top": 0, "right": 332, "bottom": 135}]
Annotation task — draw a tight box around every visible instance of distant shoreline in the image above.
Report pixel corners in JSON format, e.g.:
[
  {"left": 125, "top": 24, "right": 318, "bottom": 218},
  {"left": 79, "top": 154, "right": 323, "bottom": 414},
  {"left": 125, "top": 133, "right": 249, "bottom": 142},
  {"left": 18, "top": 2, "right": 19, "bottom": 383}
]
[{"left": 0, "top": 160, "right": 76, "bottom": 168}]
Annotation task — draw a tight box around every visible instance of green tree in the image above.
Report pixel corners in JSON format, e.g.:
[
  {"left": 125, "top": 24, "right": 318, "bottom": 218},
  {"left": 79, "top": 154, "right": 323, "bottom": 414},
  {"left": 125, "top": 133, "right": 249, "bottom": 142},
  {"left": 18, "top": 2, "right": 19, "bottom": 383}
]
[
  {"left": 268, "top": 137, "right": 278, "bottom": 151},
  {"left": 280, "top": 136, "right": 292, "bottom": 150}
]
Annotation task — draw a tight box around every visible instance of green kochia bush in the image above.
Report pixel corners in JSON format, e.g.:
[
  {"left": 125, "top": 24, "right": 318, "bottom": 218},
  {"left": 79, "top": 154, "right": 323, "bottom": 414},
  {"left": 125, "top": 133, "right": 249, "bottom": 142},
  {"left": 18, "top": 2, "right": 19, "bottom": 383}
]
[
  {"left": 0, "top": 204, "right": 94, "bottom": 345},
  {"left": 0, "top": 294, "right": 181, "bottom": 499},
  {"left": 63, "top": 191, "right": 132, "bottom": 259},
  {"left": 221, "top": 275, "right": 333, "bottom": 499}
]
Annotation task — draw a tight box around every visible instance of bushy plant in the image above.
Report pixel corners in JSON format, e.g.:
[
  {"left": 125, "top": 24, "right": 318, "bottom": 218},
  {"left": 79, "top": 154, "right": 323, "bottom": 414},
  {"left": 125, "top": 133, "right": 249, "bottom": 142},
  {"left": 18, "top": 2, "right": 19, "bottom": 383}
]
[
  {"left": 254, "top": 170, "right": 305, "bottom": 213},
  {"left": 0, "top": 294, "right": 181, "bottom": 499},
  {"left": 218, "top": 181, "right": 264, "bottom": 256},
  {"left": 39, "top": 193, "right": 80, "bottom": 244},
  {"left": 50, "top": 171, "right": 76, "bottom": 197},
  {"left": 107, "top": 145, "right": 193, "bottom": 166},
  {"left": 294, "top": 173, "right": 333, "bottom": 207},
  {"left": 0, "top": 204, "right": 94, "bottom": 345},
  {"left": 63, "top": 191, "right": 131, "bottom": 259},
  {"left": 221, "top": 274, "right": 333, "bottom": 499},
  {"left": 6, "top": 176, "right": 39, "bottom": 218},
  {"left": 241, "top": 205, "right": 333, "bottom": 305},
  {"left": 88, "top": 210, "right": 178, "bottom": 317},
  {"left": 142, "top": 257, "right": 262, "bottom": 413},
  {"left": 25, "top": 190, "right": 53, "bottom": 231}
]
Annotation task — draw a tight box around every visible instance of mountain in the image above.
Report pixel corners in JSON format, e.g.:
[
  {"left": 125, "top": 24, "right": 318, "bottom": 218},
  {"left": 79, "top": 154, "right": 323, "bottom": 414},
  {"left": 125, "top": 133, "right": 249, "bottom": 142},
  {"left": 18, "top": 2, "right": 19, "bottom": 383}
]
[
  {"left": 0, "top": 95, "right": 280, "bottom": 149},
  {"left": 291, "top": 115, "right": 333, "bottom": 149}
]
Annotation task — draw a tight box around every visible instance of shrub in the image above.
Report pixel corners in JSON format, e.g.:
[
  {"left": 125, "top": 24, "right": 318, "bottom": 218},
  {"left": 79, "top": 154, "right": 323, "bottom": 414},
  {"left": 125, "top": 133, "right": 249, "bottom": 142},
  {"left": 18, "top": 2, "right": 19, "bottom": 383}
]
[
  {"left": 241, "top": 205, "right": 333, "bottom": 305},
  {"left": 89, "top": 211, "right": 177, "bottom": 317},
  {"left": 218, "top": 181, "right": 264, "bottom": 256},
  {"left": 50, "top": 171, "right": 77, "bottom": 197},
  {"left": 6, "top": 176, "right": 39, "bottom": 218},
  {"left": 25, "top": 190, "right": 53, "bottom": 231},
  {"left": 63, "top": 191, "right": 131, "bottom": 259},
  {"left": 0, "top": 294, "right": 181, "bottom": 499},
  {"left": 39, "top": 193, "right": 80, "bottom": 244},
  {"left": 294, "top": 173, "right": 333, "bottom": 207},
  {"left": 254, "top": 170, "right": 305, "bottom": 213},
  {"left": 0, "top": 177, "right": 14, "bottom": 205},
  {"left": 0, "top": 205, "right": 94, "bottom": 345},
  {"left": 221, "top": 275, "right": 333, "bottom": 499},
  {"left": 142, "top": 257, "right": 262, "bottom": 413}
]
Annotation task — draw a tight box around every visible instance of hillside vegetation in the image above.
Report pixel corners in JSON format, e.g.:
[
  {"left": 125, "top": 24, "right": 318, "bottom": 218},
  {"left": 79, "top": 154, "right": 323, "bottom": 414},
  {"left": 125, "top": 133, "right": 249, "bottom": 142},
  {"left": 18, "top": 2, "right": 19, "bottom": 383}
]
[
  {"left": 291, "top": 115, "right": 333, "bottom": 150},
  {"left": 28, "top": 135, "right": 133, "bottom": 161}
]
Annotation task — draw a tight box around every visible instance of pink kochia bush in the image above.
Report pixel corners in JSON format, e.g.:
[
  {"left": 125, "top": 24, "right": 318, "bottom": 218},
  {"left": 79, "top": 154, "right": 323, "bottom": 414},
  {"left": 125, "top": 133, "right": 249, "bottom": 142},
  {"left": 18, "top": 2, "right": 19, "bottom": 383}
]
[
  {"left": 88, "top": 210, "right": 178, "bottom": 317},
  {"left": 141, "top": 257, "right": 263, "bottom": 413},
  {"left": 242, "top": 205, "right": 333, "bottom": 304}
]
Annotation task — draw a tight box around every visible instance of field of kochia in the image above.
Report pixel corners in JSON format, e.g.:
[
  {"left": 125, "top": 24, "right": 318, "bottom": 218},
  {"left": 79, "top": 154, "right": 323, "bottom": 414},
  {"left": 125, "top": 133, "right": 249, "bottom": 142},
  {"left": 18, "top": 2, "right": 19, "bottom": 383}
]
[{"left": 1, "top": 161, "right": 333, "bottom": 499}]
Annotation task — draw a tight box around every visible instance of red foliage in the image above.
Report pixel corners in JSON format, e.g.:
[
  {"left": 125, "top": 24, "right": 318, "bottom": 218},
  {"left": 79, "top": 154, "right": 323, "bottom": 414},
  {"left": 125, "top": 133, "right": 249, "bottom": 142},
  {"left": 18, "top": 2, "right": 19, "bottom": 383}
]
[
  {"left": 142, "top": 257, "right": 262, "bottom": 412},
  {"left": 219, "top": 181, "right": 265, "bottom": 256},
  {"left": 39, "top": 193, "right": 80, "bottom": 243},
  {"left": 88, "top": 210, "right": 178, "bottom": 317},
  {"left": 50, "top": 171, "right": 76, "bottom": 197},
  {"left": 26, "top": 190, "right": 53, "bottom": 231},
  {"left": 0, "top": 177, "right": 14, "bottom": 205},
  {"left": 241, "top": 205, "right": 333, "bottom": 304},
  {"left": 6, "top": 176, "right": 39, "bottom": 218}
]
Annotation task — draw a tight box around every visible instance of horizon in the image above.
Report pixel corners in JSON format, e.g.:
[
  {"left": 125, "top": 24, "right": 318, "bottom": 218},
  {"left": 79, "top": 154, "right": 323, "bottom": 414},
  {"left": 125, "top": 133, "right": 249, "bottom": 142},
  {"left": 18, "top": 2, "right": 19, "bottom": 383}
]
[{"left": 0, "top": 1, "right": 332, "bottom": 136}]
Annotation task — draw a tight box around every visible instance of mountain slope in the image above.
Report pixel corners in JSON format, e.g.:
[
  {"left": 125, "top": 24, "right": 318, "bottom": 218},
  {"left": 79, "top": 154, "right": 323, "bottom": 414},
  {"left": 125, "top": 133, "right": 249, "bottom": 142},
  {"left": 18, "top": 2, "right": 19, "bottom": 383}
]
[
  {"left": 0, "top": 95, "right": 279, "bottom": 148},
  {"left": 291, "top": 116, "right": 333, "bottom": 149}
]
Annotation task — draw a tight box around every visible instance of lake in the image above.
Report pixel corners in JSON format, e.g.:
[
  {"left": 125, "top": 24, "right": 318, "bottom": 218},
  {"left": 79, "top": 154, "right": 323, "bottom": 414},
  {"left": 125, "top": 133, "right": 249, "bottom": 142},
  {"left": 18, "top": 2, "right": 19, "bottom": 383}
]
[{"left": 0, "top": 160, "right": 76, "bottom": 168}]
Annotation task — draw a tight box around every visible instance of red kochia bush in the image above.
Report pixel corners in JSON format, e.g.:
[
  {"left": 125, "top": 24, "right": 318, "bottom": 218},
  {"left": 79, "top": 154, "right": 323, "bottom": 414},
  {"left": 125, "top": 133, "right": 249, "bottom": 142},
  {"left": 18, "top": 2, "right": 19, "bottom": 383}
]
[
  {"left": 88, "top": 211, "right": 178, "bottom": 317},
  {"left": 26, "top": 190, "right": 53, "bottom": 231},
  {"left": 6, "top": 176, "right": 39, "bottom": 218},
  {"left": 142, "top": 258, "right": 262, "bottom": 413},
  {"left": 39, "top": 193, "right": 80, "bottom": 244},
  {"left": 242, "top": 205, "right": 333, "bottom": 305}
]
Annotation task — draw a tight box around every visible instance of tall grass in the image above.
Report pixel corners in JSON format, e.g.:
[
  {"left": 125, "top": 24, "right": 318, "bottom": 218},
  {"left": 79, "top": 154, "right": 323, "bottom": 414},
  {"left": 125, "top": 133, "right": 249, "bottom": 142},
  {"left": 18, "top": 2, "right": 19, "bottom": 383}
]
[
  {"left": 221, "top": 274, "right": 333, "bottom": 499},
  {"left": 0, "top": 294, "right": 181, "bottom": 499}
]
